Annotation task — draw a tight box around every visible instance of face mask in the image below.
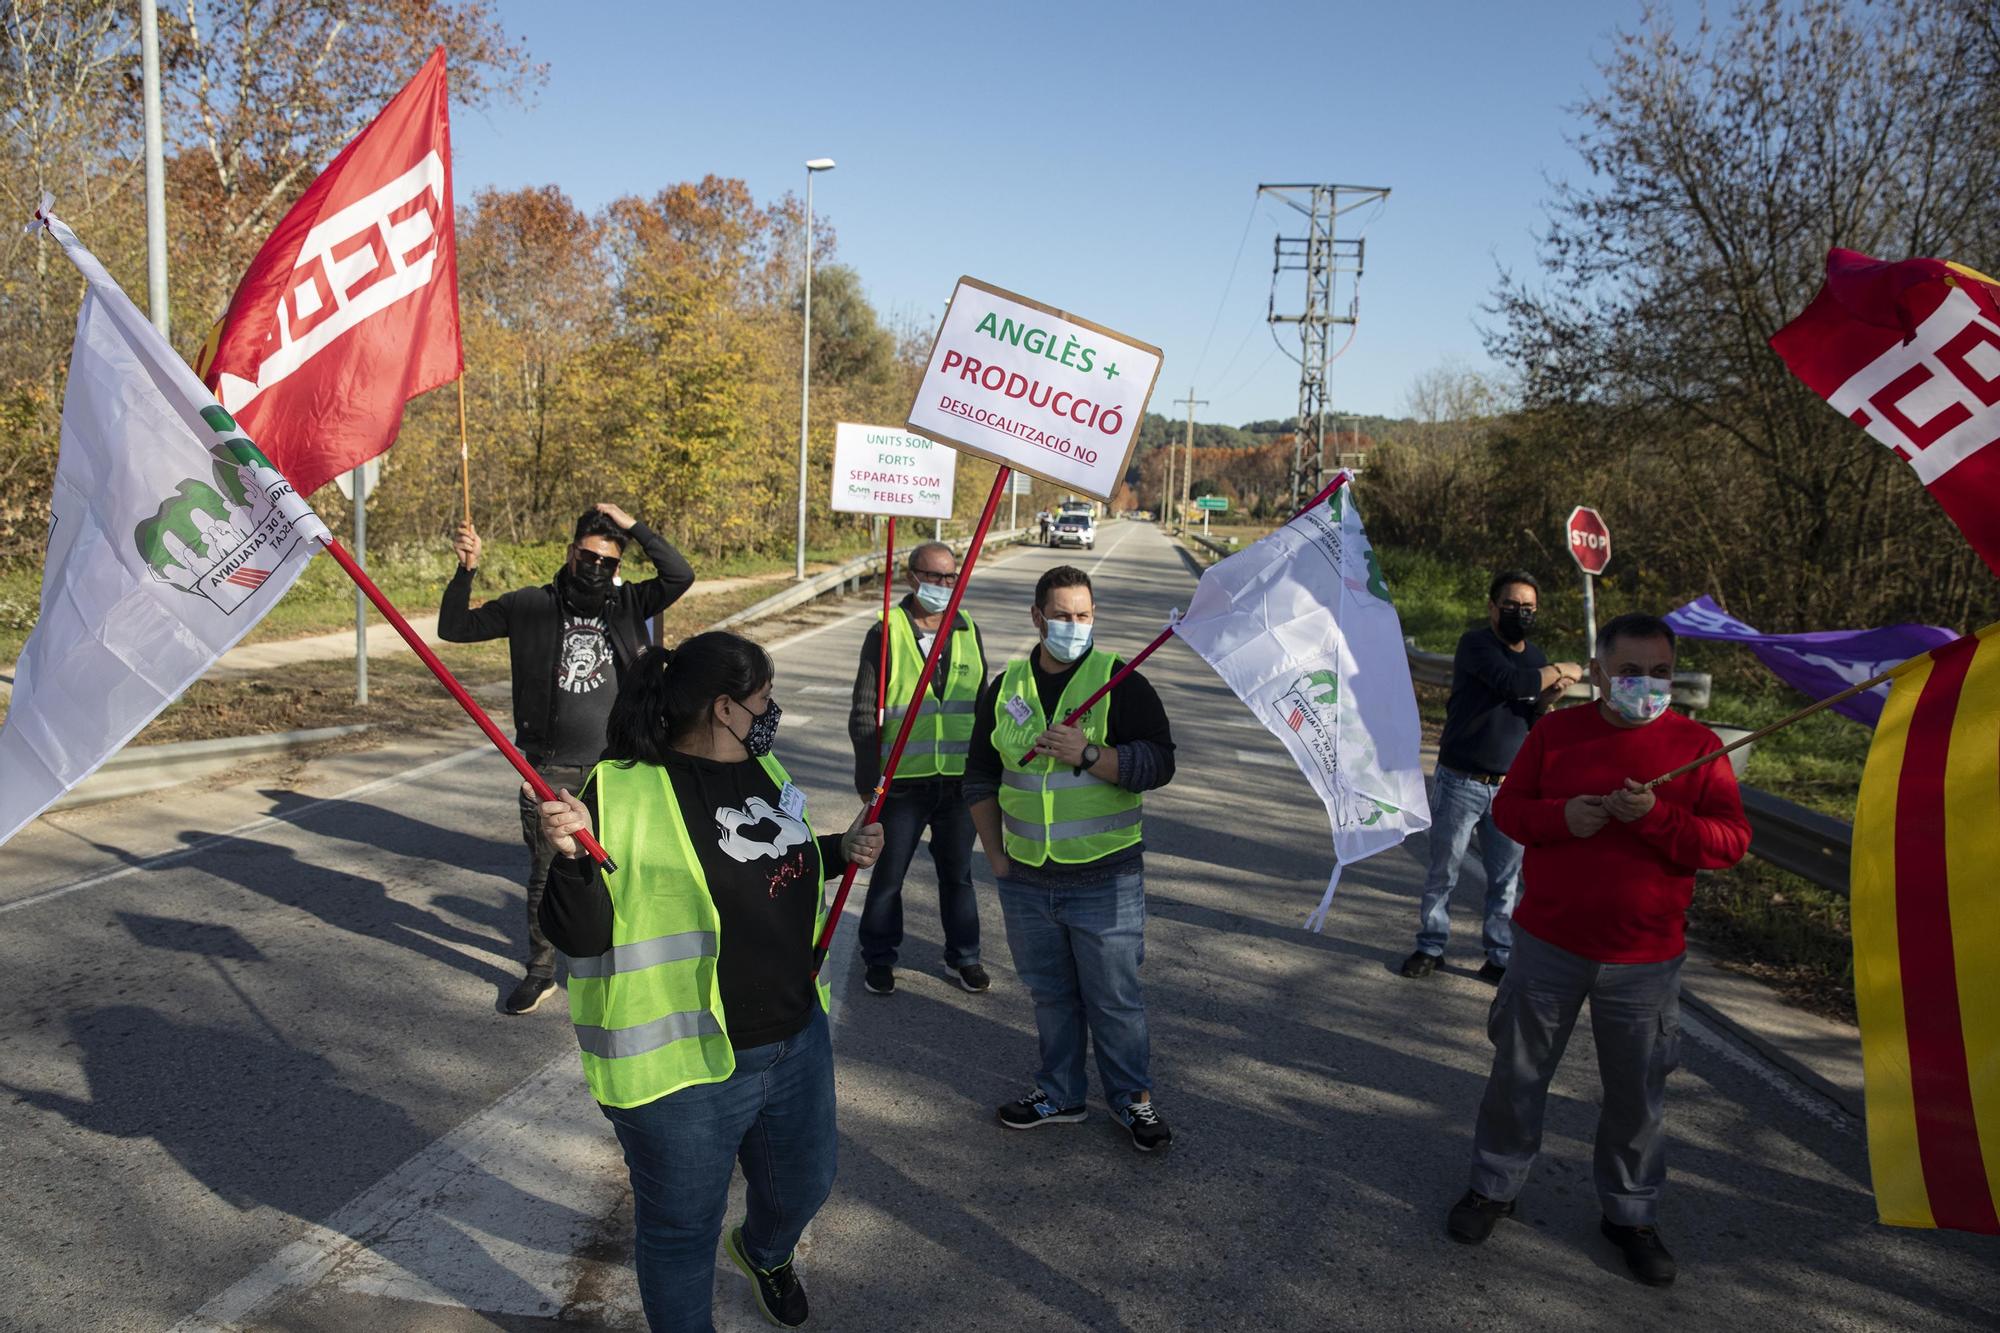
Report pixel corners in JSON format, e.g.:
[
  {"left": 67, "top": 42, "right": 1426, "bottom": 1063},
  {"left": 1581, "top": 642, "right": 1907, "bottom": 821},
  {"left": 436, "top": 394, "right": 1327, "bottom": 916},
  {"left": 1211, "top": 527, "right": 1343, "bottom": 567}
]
[
  {"left": 1041, "top": 619, "right": 1093, "bottom": 664},
  {"left": 1495, "top": 607, "right": 1536, "bottom": 643},
  {"left": 914, "top": 581, "right": 953, "bottom": 614},
  {"left": 727, "top": 697, "right": 783, "bottom": 757},
  {"left": 1606, "top": 675, "right": 1672, "bottom": 724}
]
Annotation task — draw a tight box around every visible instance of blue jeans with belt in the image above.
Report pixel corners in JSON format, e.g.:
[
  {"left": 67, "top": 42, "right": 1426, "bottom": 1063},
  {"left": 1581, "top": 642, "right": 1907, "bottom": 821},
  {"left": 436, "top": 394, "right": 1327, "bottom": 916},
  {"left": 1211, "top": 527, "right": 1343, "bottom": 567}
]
[
  {"left": 996, "top": 866, "right": 1151, "bottom": 1111},
  {"left": 599, "top": 1007, "right": 836, "bottom": 1333},
  {"left": 1416, "top": 767, "right": 1524, "bottom": 966}
]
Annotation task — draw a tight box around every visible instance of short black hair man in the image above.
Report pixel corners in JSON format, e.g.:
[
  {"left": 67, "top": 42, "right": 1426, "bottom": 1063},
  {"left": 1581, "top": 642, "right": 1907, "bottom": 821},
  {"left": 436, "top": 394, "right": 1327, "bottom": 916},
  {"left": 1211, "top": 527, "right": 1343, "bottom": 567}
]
[
  {"left": 440, "top": 503, "right": 694, "bottom": 1014},
  {"left": 963, "top": 565, "right": 1178, "bottom": 1152},
  {"left": 1401, "top": 571, "right": 1580, "bottom": 982},
  {"left": 845, "top": 541, "right": 989, "bottom": 996},
  {"left": 1448, "top": 612, "right": 1750, "bottom": 1286}
]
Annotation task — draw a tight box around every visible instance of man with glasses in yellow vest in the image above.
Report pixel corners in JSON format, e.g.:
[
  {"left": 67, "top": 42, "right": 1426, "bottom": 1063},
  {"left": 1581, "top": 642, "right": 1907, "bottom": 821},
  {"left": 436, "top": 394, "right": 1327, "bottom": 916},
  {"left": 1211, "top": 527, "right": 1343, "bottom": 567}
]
[
  {"left": 847, "top": 541, "right": 990, "bottom": 997},
  {"left": 965, "top": 565, "right": 1179, "bottom": 1152}
]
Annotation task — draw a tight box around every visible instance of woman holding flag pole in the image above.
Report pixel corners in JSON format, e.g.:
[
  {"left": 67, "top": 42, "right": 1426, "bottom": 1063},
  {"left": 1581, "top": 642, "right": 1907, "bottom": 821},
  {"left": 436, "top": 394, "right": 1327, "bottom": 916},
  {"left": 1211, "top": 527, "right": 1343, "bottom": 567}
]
[{"left": 530, "top": 631, "right": 883, "bottom": 1331}]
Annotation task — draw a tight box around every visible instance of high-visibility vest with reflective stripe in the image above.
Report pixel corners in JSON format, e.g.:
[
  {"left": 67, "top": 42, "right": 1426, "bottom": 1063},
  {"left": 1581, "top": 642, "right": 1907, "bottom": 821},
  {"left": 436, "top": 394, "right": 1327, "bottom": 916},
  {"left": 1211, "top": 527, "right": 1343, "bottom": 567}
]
[
  {"left": 880, "top": 606, "right": 983, "bottom": 779},
  {"left": 567, "top": 753, "right": 829, "bottom": 1109},
  {"left": 994, "top": 650, "right": 1143, "bottom": 866}
]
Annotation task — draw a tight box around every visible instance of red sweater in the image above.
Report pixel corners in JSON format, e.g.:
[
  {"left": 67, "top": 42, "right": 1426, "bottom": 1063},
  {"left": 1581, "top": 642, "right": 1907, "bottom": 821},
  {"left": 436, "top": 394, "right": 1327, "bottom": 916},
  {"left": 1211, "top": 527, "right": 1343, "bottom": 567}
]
[{"left": 1492, "top": 704, "right": 1752, "bottom": 964}]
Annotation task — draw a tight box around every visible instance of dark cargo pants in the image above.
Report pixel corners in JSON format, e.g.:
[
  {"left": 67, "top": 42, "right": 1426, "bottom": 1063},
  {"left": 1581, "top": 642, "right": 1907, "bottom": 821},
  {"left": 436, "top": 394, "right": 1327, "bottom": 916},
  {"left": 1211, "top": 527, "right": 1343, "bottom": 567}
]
[{"left": 1468, "top": 925, "right": 1683, "bottom": 1226}]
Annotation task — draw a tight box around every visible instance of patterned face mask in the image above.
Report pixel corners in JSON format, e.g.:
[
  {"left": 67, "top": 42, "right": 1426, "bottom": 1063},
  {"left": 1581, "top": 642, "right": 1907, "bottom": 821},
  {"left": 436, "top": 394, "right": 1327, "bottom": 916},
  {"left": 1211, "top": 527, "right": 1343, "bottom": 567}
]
[
  {"left": 731, "top": 697, "right": 783, "bottom": 757},
  {"left": 1607, "top": 675, "right": 1673, "bottom": 724}
]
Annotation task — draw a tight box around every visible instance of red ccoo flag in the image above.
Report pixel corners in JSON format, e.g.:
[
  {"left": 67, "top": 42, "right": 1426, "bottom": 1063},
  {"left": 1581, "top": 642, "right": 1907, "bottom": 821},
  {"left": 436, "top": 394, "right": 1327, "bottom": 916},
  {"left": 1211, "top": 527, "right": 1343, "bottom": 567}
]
[
  {"left": 1771, "top": 249, "right": 2000, "bottom": 579},
  {"left": 196, "top": 46, "right": 460, "bottom": 499}
]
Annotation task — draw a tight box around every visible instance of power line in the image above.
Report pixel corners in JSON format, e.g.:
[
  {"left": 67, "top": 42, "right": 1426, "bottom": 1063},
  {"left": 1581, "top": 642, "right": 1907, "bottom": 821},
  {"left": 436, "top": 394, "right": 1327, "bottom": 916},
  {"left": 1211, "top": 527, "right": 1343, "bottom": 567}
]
[{"left": 1190, "top": 198, "right": 1259, "bottom": 384}]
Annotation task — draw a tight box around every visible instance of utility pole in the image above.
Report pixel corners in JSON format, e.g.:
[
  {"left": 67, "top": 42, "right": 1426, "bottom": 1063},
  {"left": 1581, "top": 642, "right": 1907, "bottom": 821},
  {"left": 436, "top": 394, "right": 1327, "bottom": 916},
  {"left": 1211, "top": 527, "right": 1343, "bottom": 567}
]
[
  {"left": 1161, "top": 432, "right": 1174, "bottom": 527},
  {"left": 1174, "top": 387, "right": 1207, "bottom": 534},
  {"left": 139, "top": 0, "right": 168, "bottom": 337},
  {"left": 1258, "top": 183, "right": 1389, "bottom": 507}
]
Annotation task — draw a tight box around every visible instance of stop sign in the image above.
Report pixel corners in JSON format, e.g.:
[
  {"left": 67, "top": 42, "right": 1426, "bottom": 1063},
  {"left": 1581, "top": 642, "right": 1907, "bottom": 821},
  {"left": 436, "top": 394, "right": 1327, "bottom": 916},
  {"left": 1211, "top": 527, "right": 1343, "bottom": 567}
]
[{"left": 1566, "top": 506, "right": 1611, "bottom": 575}]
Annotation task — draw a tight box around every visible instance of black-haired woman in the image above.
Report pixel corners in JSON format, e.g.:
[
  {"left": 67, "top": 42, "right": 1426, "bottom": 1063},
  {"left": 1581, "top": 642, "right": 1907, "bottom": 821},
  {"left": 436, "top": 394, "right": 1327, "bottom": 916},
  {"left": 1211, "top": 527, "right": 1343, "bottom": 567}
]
[{"left": 530, "top": 630, "right": 883, "bottom": 1332}]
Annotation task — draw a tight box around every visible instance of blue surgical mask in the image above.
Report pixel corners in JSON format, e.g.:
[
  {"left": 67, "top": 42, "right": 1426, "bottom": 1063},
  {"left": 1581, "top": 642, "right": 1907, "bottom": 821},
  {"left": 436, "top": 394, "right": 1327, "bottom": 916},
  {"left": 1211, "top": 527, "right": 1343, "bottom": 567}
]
[
  {"left": 1042, "top": 620, "right": 1093, "bottom": 664},
  {"left": 914, "top": 581, "right": 953, "bottom": 614},
  {"left": 1607, "top": 675, "right": 1672, "bottom": 724}
]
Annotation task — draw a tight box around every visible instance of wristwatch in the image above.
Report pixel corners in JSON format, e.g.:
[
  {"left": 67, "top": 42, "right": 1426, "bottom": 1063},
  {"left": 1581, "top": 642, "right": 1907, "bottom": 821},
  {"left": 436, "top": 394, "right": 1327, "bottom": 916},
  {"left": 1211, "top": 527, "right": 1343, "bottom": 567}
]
[{"left": 1080, "top": 743, "right": 1102, "bottom": 770}]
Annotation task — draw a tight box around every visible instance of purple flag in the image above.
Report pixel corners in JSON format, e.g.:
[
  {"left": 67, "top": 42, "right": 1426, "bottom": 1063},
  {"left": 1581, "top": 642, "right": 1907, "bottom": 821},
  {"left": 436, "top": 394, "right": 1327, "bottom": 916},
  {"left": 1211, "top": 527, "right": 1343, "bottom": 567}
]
[{"left": 1663, "top": 597, "right": 1959, "bottom": 727}]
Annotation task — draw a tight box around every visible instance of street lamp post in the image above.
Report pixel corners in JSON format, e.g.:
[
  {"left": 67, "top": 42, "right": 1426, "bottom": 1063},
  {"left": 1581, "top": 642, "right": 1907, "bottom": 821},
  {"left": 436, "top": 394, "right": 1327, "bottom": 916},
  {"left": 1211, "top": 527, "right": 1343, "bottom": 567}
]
[{"left": 797, "top": 157, "right": 836, "bottom": 581}]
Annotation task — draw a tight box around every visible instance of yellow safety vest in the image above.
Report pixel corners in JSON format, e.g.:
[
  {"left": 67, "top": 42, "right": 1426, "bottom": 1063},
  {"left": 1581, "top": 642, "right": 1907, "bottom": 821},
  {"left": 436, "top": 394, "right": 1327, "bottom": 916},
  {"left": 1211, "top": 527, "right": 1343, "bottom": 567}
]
[
  {"left": 993, "top": 649, "right": 1143, "bottom": 866},
  {"left": 880, "top": 606, "right": 983, "bottom": 779},
  {"left": 566, "top": 754, "right": 830, "bottom": 1109}
]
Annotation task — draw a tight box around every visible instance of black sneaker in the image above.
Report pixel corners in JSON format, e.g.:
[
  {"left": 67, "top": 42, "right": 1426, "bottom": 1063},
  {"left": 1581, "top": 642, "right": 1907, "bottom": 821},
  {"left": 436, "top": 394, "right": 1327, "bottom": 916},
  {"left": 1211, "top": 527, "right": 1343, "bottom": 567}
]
[
  {"left": 724, "top": 1224, "right": 809, "bottom": 1327},
  {"left": 1601, "top": 1218, "right": 1677, "bottom": 1286},
  {"left": 1400, "top": 950, "right": 1441, "bottom": 979},
  {"left": 1446, "top": 1189, "right": 1515, "bottom": 1244},
  {"left": 952, "top": 962, "right": 992, "bottom": 993},
  {"left": 1117, "top": 1100, "right": 1173, "bottom": 1152},
  {"left": 503, "top": 974, "right": 555, "bottom": 1015},
  {"left": 864, "top": 965, "right": 895, "bottom": 996},
  {"left": 997, "top": 1091, "right": 1086, "bottom": 1129},
  {"left": 1477, "top": 960, "right": 1508, "bottom": 983}
]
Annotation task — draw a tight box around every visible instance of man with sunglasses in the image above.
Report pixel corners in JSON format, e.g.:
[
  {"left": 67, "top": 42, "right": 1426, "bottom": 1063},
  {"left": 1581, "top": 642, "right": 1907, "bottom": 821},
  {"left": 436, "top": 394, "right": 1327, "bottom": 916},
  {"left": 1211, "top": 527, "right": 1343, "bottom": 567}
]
[
  {"left": 846, "top": 541, "right": 990, "bottom": 996},
  {"left": 440, "top": 503, "right": 695, "bottom": 1014}
]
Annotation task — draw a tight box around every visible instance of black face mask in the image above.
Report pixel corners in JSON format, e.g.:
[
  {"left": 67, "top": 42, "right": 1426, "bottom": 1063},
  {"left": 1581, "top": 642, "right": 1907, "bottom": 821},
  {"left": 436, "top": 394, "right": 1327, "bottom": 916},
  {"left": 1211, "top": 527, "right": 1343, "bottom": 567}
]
[
  {"left": 726, "top": 698, "right": 782, "bottom": 758},
  {"left": 1496, "top": 607, "right": 1536, "bottom": 644},
  {"left": 560, "top": 561, "right": 615, "bottom": 615}
]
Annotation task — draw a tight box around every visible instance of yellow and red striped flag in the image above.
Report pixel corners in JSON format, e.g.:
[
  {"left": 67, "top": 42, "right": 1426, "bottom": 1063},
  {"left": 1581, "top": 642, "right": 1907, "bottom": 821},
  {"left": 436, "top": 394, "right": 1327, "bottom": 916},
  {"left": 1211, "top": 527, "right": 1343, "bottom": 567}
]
[{"left": 1852, "top": 622, "right": 2000, "bottom": 1233}]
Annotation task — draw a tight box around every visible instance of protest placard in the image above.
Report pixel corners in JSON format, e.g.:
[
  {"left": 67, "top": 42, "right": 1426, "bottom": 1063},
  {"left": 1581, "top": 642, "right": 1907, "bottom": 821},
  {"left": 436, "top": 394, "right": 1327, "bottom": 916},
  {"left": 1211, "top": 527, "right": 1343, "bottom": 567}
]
[
  {"left": 905, "top": 278, "right": 1161, "bottom": 501},
  {"left": 830, "top": 423, "right": 956, "bottom": 518}
]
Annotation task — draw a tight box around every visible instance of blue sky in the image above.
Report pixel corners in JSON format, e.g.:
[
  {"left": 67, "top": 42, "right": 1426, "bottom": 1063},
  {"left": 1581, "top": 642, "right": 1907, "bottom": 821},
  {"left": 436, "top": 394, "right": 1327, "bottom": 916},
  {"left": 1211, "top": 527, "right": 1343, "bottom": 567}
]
[{"left": 453, "top": 2, "right": 1671, "bottom": 423}]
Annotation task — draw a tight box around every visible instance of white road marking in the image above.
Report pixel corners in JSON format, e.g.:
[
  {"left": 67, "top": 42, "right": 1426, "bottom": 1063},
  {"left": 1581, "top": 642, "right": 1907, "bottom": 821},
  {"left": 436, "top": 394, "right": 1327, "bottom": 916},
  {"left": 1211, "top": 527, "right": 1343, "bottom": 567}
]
[
  {"left": 1234, "top": 749, "right": 1292, "bottom": 767},
  {"left": 797, "top": 684, "right": 846, "bottom": 695},
  {"left": 761, "top": 605, "right": 880, "bottom": 654},
  {"left": 1, "top": 744, "right": 493, "bottom": 917},
  {"left": 1679, "top": 1010, "right": 1856, "bottom": 1133},
  {"left": 168, "top": 1049, "right": 639, "bottom": 1330}
]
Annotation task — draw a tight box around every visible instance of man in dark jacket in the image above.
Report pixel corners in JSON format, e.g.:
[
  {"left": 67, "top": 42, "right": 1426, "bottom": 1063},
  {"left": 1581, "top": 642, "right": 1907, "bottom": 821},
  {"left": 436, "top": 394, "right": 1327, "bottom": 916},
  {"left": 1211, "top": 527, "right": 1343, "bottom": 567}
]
[
  {"left": 1401, "top": 571, "right": 1580, "bottom": 983},
  {"left": 439, "top": 503, "right": 694, "bottom": 1013}
]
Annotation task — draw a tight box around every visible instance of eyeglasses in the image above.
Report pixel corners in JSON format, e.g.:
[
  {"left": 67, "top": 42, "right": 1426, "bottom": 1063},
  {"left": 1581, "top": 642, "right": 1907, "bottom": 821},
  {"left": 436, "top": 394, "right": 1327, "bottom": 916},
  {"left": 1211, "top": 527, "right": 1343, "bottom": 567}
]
[
  {"left": 912, "top": 568, "right": 958, "bottom": 587},
  {"left": 572, "top": 548, "right": 621, "bottom": 570}
]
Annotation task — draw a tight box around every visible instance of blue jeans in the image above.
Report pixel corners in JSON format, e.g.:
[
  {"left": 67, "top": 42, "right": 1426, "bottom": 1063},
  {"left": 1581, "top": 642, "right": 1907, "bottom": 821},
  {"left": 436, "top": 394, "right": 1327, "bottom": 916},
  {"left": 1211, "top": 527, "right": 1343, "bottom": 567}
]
[
  {"left": 1416, "top": 768, "right": 1524, "bottom": 966},
  {"left": 859, "top": 779, "right": 980, "bottom": 969},
  {"left": 599, "top": 1008, "right": 836, "bottom": 1333},
  {"left": 996, "top": 867, "right": 1151, "bottom": 1111}
]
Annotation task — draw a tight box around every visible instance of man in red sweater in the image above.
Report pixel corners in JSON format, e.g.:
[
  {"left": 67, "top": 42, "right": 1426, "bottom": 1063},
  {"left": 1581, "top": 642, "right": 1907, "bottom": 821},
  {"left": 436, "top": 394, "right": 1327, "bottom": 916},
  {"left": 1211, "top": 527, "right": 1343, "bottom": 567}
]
[{"left": 1444, "top": 613, "right": 1750, "bottom": 1287}]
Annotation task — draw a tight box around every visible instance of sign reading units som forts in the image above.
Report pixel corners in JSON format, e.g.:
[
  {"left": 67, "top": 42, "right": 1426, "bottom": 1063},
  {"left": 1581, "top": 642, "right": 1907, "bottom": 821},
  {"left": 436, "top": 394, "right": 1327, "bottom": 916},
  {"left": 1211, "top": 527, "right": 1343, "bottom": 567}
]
[
  {"left": 906, "top": 277, "right": 1163, "bottom": 502},
  {"left": 830, "top": 423, "right": 956, "bottom": 519}
]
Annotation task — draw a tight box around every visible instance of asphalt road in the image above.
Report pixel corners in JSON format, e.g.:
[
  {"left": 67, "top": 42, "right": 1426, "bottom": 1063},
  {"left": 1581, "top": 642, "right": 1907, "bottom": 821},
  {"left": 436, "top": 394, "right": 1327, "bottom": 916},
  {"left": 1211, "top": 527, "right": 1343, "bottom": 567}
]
[{"left": 1, "top": 519, "right": 1994, "bottom": 1331}]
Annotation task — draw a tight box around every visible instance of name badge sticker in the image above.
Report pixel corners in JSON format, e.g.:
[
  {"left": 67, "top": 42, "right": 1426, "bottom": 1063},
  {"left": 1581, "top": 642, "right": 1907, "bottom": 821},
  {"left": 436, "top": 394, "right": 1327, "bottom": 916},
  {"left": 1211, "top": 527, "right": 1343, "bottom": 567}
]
[
  {"left": 778, "top": 782, "right": 808, "bottom": 821},
  {"left": 1006, "top": 694, "right": 1034, "bottom": 726}
]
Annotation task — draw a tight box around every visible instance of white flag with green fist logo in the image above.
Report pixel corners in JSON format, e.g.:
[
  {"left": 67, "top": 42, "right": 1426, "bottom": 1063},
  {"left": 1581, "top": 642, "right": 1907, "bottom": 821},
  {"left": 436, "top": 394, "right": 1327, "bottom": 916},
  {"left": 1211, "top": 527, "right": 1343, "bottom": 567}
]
[
  {"left": 1173, "top": 479, "right": 1430, "bottom": 930},
  {"left": 0, "top": 212, "right": 329, "bottom": 846}
]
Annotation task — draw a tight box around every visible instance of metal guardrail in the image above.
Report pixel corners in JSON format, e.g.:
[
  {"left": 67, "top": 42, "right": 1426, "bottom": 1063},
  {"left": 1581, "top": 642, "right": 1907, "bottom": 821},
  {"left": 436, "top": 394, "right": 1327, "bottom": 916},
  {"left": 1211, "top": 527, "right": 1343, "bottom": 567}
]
[
  {"left": 712, "top": 529, "right": 1029, "bottom": 631},
  {"left": 1404, "top": 641, "right": 1849, "bottom": 893}
]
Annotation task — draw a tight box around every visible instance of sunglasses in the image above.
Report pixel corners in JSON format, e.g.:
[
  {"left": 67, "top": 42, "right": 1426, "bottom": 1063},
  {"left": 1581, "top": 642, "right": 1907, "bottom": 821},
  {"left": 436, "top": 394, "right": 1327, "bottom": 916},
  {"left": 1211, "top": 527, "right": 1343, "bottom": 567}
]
[{"left": 572, "top": 548, "right": 621, "bottom": 570}]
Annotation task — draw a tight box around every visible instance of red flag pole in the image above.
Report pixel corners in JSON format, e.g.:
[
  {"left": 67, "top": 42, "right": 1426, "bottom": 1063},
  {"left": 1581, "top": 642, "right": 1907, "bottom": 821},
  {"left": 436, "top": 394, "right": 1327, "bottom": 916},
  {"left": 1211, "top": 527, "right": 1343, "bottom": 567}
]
[
  {"left": 816, "top": 469, "right": 1011, "bottom": 972},
  {"left": 877, "top": 517, "right": 895, "bottom": 742},
  {"left": 316, "top": 535, "right": 617, "bottom": 872},
  {"left": 1016, "top": 472, "right": 1350, "bottom": 764}
]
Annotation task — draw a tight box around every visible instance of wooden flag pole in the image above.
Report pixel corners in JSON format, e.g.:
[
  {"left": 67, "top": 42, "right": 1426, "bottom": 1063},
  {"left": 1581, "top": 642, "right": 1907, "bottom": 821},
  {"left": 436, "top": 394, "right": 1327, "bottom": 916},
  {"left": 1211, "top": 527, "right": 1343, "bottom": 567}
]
[
  {"left": 316, "top": 533, "right": 617, "bottom": 872},
  {"left": 1015, "top": 472, "right": 1351, "bottom": 765},
  {"left": 878, "top": 516, "right": 895, "bottom": 741},
  {"left": 1638, "top": 638, "right": 1978, "bottom": 791},
  {"left": 815, "top": 469, "right": 1011, "bottom": 973},
  {"left": 456, "top": 375, "right": 472, "bottom": 528}
]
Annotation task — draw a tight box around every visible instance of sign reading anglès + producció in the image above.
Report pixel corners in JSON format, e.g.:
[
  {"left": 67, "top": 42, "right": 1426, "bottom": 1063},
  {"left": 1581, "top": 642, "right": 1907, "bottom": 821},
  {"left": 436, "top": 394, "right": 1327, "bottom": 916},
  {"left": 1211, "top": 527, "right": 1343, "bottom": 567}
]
[
  {"left": 830, "top": 423, "right": 956, "bottom": 519},
  {"left": 906, "top": 277, "right": 1162, "bottom": 502}
]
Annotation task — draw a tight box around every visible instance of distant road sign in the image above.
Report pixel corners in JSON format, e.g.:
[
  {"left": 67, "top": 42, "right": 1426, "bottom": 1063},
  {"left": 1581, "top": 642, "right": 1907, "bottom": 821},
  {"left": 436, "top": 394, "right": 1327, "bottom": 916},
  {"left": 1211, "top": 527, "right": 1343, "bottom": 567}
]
[
  {"left": 1566, "top": 505, "right": 1611, "bottom": 575},
  {"left": 1195, "top": 496, "right": 1229, "bottom": 511},
  {"left": 1007, "top": 471, "right": 1034, "bottom": 494}
]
